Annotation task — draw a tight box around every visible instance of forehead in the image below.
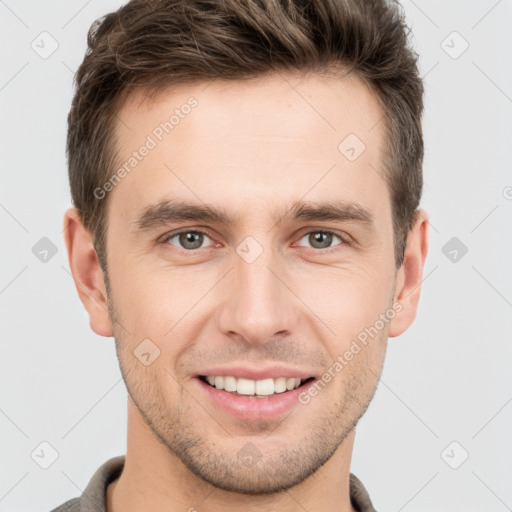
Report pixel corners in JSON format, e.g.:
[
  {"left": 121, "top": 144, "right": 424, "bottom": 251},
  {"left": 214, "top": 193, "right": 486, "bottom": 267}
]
[{"left": 108, "top": 72, "right": 389, "bottom": 230}]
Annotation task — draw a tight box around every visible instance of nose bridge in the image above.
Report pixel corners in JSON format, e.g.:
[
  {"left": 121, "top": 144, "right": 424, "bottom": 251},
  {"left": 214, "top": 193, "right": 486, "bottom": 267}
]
[{"left": 216, "top": 241, "right": 296, "bottom": 344}]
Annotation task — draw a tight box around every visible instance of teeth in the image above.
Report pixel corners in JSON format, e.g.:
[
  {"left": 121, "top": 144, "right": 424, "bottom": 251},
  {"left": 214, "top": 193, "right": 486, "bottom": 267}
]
[
  {"left": 274, "top": 377, "right": 287, "bottom": 393},
  {"left": 255, "top": 378, "right": 274, "bottom": 395},
  {"left": 223, "top": 376, "right": 237, "bottom": 392},
  {"left": 203, "top": 375, "right": 304, "bottom": 396},
  {"left": 237, "top": 377, "right": 255, "bottom": 395},
  {"left": 286, "top": 377, "right": 296, "bottom": 391}
]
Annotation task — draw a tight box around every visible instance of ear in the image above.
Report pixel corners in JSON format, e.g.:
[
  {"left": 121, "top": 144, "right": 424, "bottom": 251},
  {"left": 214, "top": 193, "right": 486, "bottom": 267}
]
[
  {"left": 388, "top": 209, "right": 429, "bottom": 338},
  {"left": 62, "top": 207, "right": 113, "bottom": 337}
]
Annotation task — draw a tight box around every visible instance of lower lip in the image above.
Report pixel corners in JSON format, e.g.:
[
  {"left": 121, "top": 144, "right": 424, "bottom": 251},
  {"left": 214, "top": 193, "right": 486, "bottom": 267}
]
[{"left": 194, "top": 377, "right": 316, "bottom": 421}]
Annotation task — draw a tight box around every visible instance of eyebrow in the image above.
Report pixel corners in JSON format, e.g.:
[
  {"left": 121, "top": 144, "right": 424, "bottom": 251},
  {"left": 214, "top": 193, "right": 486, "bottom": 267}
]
[{"left": 131, "top": 198, "right": 375, "bottom": 233}]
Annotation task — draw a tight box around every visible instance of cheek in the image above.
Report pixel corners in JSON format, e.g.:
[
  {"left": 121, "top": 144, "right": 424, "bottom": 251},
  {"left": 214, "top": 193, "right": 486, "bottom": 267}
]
[
  {"left": 109, "top": 256, "right": 181, "bottom": 322},
  {"left": 292, "top": 261, "right": 393, "bottom": 362},
  {"left": 108, "top": 261, "right": 218, "bottom": 355},
  {"left": 297, "top": 259, "right": 394, "bottom": 324}
]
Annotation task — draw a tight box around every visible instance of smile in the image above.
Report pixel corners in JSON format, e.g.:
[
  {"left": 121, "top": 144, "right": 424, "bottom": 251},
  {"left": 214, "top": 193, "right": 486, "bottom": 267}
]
[
  {"left": 194, "top": 375, "right": 317, "bottom": 421},
  {"left": 200, "top": 375, "right": 314, "bottom": 397}
]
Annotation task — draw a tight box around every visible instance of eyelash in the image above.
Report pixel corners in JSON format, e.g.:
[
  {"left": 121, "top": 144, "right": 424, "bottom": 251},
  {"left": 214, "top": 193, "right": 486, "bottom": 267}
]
[{"left": 160, "top": 228, "right": 349, "bottom": 253}]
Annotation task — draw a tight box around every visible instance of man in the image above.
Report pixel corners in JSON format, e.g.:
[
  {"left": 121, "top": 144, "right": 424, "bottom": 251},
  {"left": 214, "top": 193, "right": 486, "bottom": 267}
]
[{"left": 55, "top": 0, "right": 428, "bottom": 510}]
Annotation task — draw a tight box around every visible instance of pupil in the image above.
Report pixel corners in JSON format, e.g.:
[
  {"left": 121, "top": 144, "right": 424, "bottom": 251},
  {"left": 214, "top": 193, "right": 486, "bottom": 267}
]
[
  {"left": 181, "top": 232, "right": 202, "bottom": 249},
  {"left": 311, "top": 232, "right": 331, "bottom": 248}
]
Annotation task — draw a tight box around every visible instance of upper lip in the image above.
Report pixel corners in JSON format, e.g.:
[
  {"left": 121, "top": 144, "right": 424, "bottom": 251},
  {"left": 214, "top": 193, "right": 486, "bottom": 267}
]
[{"left": 195, "top": 366, "right": 317, "bottom": 381}]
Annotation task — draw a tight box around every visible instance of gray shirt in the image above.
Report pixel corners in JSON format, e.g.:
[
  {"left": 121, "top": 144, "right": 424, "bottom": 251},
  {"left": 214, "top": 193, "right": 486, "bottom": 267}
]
[{"left": 50, "top": 456, "right": 376, "bottom": 511}]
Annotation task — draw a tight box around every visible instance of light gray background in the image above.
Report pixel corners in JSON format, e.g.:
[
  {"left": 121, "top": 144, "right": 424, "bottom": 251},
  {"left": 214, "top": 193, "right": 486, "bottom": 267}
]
[{"left": 1, "top": 1, "right": 511, "bottom": 510}]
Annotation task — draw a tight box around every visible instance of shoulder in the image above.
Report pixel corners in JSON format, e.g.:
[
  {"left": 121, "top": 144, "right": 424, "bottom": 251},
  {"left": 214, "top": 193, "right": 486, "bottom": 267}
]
[
  {"left": 350, "top": 473, "right": 377, "bottom": 512},
  {"left": 48, "top": 497, "right": 80, "bottom": 512},
  {"left": 47, "top": 456, "right": 125, "bottom": 512}
]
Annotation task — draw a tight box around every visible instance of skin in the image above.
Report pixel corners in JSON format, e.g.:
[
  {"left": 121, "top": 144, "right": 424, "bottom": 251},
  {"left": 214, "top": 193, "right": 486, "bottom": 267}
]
[{"left": 64, "top": 71, "right": 429, "bottom": 512}]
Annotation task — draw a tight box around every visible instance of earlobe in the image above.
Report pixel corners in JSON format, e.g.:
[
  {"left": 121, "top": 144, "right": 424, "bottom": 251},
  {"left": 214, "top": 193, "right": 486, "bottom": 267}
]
[
  {"left": 63, "top": 207, "right": 113, "bottom": 337},
  {"left": 388, "top": 209, "right": 430, "bottom": 338}
]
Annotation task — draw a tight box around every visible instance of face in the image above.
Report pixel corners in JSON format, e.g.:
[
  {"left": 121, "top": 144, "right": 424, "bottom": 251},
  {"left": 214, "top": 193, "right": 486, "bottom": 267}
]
[{"left": 97, "top": 72, "right": 400, "bottom": 492}]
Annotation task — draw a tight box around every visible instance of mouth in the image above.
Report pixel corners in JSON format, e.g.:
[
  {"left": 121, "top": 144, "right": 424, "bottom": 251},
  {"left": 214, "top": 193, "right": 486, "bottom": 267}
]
[
  {"left": 191, "top": 367, "right": 319, "bottom": 420},
  {"left": 197, "top": 375, "right": 316, "bottom": 398}
]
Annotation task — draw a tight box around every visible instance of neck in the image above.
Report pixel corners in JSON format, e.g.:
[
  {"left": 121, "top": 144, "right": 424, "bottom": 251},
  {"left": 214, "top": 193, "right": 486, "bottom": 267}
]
[{"left": 107, "top": 402, "right": 358, "bottom": 512}]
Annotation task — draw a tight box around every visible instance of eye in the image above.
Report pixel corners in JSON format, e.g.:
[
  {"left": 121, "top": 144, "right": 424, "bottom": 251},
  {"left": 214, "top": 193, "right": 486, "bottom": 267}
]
[
  {"left": 163, "top": 229, "right": 214, "bottom": 251},
  {"left": 160, "top": 228, "right": 347, "bottom": 253},
  {"left": 296, "top": 231, "right": 345, "bottom": 250}
]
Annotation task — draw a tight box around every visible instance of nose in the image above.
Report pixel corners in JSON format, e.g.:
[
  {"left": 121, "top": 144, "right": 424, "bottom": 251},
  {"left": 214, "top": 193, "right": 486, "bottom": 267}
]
[{"left": 215, "top": 245, "right": 299, "bottom": 346}]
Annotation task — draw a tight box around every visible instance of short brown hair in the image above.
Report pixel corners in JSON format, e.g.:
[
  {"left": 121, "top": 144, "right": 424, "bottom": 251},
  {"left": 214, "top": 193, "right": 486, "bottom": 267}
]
[{"left": 67, "top": 0, "right": 424, "bottom": 274}]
